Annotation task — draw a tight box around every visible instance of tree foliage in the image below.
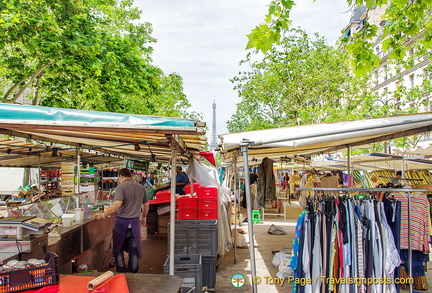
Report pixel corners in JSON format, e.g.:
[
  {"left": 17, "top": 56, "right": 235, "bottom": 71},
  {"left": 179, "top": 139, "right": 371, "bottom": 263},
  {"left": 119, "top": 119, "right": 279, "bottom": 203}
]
[
  {"left": 0, "top": 0, "right": 196, "bottom": 119},
  {"left": 247, "top": 0, "right": 431, "bottom": 76},
  {"left": 228, "top": 28, "right": 375, "bottom": 133}
]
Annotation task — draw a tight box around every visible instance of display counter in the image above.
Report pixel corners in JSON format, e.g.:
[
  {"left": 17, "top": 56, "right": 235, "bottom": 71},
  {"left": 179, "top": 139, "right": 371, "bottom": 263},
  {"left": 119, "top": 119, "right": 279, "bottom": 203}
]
[
  {"left": 0, "top": 191, "right": 115, "bottom": 273},
  {"left": 13, "top": 212, "right": 114, "bottom": 273},
  {"left": 0, "top": 194, "right": 172, "bottom": 274}
]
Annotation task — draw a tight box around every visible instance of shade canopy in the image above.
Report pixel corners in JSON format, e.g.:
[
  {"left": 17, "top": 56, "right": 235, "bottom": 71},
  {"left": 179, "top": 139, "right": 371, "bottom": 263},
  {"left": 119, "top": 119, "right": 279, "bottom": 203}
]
[
  {"left": 310, "top": 153, "right": 432, "bottom": 171},
  {"left": 0, "top": 104, "right": 207, "bottom": 168},
  {"left": 219, "top": 113, "right": 432, "bottom": 163}
]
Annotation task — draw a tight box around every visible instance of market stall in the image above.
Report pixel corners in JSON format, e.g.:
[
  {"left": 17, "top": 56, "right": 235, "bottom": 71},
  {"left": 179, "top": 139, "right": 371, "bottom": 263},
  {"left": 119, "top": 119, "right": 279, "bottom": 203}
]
[
  {"left": 219, "top": 112, "right": 432, "bottom": 293},
  {"left": 0, "top": 103, "right": 207, "bottom": 290}
]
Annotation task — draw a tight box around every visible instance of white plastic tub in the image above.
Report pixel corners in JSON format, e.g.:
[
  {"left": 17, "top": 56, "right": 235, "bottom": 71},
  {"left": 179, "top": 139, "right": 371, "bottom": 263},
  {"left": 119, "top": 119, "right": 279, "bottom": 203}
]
[{"left": 62, "top": 214, "right": 75, "bottom": 227}]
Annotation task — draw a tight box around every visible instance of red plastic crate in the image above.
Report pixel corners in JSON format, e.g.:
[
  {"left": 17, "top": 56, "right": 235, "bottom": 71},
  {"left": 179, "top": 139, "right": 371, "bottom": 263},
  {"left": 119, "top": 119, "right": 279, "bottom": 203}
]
[
  {"left": 178, "top": 208, "right": 198, "bottom": 219},
  {"left": 197, "top": 209, "right": 218, "bottom": 219},
  {"left": 0, "top": 252, "right": 59, "bottom": 293},
  {"left": 156, "top": 190, "right": 171, "bottom": 201},
  {"left": 198, "top": 198, "right": 217, "bottom": 209},
  {"left": 178, "top": 196, "right": 198, "bottom": 209},
  {"left": 184, "top": 184, "right": 201, "bottom": 195},
  {"left": 197, "top": 187, "right": 218, "bottom": 198}
]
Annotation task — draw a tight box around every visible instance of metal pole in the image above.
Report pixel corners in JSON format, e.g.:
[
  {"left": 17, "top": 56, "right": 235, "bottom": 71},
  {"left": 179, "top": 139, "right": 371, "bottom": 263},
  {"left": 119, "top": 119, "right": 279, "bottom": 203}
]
[
  {"left": 169, "top": 145, "right": 178, "bottom": 275},
  {"left": 407, "top": 191, "right": 413, "bottom": 293},
  {"left": 240, "top": 142, "right": 257, "bottom": 293},
  {"left": 233, "top": 159, "right": 238, "bottom": 264},
  {"left": 38, "top": 155, "right": 41, "bottom": 193},
  {"left": 347, "top": 145, "right": 351, "bottom": 187},
  {"left": 76, "top": 148, "right": 81, "bottom": 194}
]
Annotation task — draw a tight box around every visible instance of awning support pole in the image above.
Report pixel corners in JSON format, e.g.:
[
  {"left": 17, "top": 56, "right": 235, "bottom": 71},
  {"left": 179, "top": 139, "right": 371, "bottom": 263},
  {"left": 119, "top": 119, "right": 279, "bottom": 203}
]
[
  {"left": 169, "top": 144, "right": 178, "bottom": 275},
  {"left": 76, "top": 147, "right": 81, "bottom": 194},
  {"left": 407, "top": 191, "right": 413, "bottom": 293},
  {"left": 241, "top": 140, "right": 257, "bottom": 293},
  {"left": 347, "top": 145, "right": 351, "bottom": 187},
  {"left": 38, "top": 155, "right": 41, "bottom": 192},
  {"left": 233, "top": 158, "right": 238, "bottom": 264}
]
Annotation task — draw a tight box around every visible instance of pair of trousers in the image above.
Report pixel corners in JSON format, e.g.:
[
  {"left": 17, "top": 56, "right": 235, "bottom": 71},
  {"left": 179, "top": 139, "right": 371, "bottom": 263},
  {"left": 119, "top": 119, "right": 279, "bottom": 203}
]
[{"left": 114, "top": 228, "right": 139, "bottom": 273}]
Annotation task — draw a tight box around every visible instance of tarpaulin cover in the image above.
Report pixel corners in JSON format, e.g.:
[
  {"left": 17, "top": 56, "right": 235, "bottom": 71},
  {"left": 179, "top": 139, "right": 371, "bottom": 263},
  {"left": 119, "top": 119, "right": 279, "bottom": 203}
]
[
  {"left": 0, "top": 103, "right": 196, "bottom": 128},
  {"left": 187, "top": 158, "right": 233, "bottom": 256},
  {"left": 219, "top": 112, "right": 432, "bottom": 158},
  {"left": 199, "top": 151, "right": 216, "bottom": 166}
]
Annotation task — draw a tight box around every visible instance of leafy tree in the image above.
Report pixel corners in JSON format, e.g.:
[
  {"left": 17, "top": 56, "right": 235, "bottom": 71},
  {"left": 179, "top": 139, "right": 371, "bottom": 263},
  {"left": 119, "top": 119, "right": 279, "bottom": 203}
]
[
  {"left": 228, "top": 28, "right": 375, "bottom": 132},
  {"left": 0, "top": 0, "right": 196, "bottom": 119},
  {"left": 247, "top": 0, "right": 431, "bottom": 76}
]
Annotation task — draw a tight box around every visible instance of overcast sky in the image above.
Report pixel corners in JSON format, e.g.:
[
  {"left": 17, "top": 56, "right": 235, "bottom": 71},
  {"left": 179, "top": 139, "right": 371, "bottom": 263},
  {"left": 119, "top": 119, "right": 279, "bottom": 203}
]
[{"left": 136, "top": 0, "right": 352, "bottom": 139}]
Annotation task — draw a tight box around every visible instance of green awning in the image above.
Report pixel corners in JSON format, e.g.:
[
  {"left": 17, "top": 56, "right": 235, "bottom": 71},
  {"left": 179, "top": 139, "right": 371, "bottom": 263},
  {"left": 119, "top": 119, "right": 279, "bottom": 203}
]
[
  {"left": 0, "top": 103, "right": 196, "bottom": 128},
  {"left": 0, "top": 104, "right": 207, "bottom": 167}
]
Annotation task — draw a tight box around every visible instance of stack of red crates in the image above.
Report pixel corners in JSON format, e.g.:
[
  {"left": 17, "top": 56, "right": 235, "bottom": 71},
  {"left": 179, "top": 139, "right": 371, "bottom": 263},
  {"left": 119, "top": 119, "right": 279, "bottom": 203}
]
[
  {"left": 178, "top": 186, "right": 218, "bottom": 220},
  {"left": 184, "top": 183, "right": 200, "bottom": 195},
  {"left": 197, "top": 186, "right": 218, "bottom": 219},
  {"left": 177, "top": 195, "right": 198, "bottom": 219}
]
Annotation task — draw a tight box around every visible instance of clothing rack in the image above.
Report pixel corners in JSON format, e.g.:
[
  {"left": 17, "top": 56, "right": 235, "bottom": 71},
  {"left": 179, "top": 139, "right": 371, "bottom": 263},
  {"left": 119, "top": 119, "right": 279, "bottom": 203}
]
[{"left": 297, "top": 187, "right": 427, "bottom": 293}]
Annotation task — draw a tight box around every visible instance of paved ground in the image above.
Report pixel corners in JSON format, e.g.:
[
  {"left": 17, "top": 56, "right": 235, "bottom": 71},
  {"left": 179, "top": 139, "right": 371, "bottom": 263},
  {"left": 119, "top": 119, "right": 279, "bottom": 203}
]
[
  {"left": 126, "top": 196, "right": 432, "bottom": 292},
  {"left": 215, "top": 199, "right": 432, "bottom": 293},
  {"left": 215, "top": 200, "right": 302, "bottom": 293}
]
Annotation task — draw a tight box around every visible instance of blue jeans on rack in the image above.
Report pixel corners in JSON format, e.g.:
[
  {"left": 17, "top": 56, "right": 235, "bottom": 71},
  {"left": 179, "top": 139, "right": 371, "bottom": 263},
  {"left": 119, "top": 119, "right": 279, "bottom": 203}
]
[{"left": 114, "top": 228, "right": 139, "bottom": 273}]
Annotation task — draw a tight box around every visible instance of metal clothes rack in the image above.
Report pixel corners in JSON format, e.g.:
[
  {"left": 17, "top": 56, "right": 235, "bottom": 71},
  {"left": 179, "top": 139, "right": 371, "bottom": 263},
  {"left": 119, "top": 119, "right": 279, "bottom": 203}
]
[{"left": 297, "top": 187, "right": 427, "bottom": 293}]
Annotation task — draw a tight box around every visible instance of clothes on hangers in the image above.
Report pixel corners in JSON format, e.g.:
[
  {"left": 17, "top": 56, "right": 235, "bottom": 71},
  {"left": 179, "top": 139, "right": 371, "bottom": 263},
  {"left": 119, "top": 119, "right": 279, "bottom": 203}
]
[
  {"left": 290, "top": 196, "right": 402, "bottom": 293},
  {"left": 256, "top": 157, "right": 276, "bottom": 207},
  {"left": 391, "top": 191, "right": 430, "bottom": 253}
]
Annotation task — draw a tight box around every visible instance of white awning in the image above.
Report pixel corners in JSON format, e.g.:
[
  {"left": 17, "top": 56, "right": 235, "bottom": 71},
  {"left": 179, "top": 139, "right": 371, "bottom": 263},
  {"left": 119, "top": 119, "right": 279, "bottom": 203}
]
[{"left": 219, "top": 113, "right": 432, "bottom": 160}]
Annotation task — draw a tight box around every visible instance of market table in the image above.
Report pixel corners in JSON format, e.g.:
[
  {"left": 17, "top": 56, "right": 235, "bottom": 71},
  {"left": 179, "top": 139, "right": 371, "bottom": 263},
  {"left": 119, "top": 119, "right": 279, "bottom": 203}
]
[
  {"left": 23, "top": 273, "right": 182, "bottom": 293},
  {"left": 77, "top": 272, "right": 181, "bottom": 293}
]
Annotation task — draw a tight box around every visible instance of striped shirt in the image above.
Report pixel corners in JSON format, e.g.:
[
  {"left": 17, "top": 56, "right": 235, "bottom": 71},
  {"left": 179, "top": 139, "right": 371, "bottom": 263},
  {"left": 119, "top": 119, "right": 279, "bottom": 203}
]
[{"left": 392, "top": 192, "right": 430, "bottom": 253}]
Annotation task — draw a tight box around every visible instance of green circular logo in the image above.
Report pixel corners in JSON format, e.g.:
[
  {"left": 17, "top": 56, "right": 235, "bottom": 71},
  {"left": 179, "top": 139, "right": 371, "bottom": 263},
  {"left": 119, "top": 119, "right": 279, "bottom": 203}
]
[{"left": 230, "top": 273, "right": 246, "bottom": 288}]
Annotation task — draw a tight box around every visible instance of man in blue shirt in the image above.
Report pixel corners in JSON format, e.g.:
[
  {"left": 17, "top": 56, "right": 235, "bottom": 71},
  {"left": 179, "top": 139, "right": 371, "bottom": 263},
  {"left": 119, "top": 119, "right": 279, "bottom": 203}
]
[{"left": 175, "top": 166, "right": 188, "bottom": 195}]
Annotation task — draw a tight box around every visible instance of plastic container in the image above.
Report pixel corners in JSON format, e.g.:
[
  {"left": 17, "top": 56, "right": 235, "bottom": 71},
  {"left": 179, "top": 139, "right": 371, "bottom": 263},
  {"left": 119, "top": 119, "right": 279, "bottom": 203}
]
[
  {"left": 0, "top": 253, "right": 59, "bottom": 292},
  {"left": 74, "top": 208, "right": 84, "bottom": 224},
  {"left": 168, "top": 220, "right": 218, "bottom": 256},
  {"left": 184, "top": 184, "right": 200, "bottom": 195},
  {"left": 197, "top": 198, "right": 217, "bottom": 209},
  {"left": 197, "top": 187, "right": 218, "bottom": 198},
  {"left": 163, "top": 254, "right": 202, "bottom": 292},
  {"left": 202, "top": 255, "right": 217, "bottom": 290},
  {"left": 62, "top": 214, "right": 75, "bottom": 228},
  {"left": 156, "top": 190, "right": 171, "bottom": 201},
  {"left": 178, "top": 208, "right": 198, "bottom": 220},
  {"left": 177, "top": 196, "right": 198, "bottom": 209},
  {"left": 197, "top": 209, "right": 218, "bottom": 220},
  {"left": 82, "top": 195, "right": 91, "bottom": 220}
]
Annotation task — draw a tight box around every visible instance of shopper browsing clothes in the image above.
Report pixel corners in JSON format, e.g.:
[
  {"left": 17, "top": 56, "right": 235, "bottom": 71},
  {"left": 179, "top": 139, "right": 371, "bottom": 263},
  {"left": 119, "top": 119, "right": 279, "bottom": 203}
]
[
  {"left": 289, "top": 171, "right": 300, "bottom": 199},
  {"left": 391, "top": 170, "right": 403, "bottom": 187},
  {"left": 94, "top": 168, "right": 149, "bottom": 273},
  {"left": 298, "top": 170, "right": 314, "bottom": 209}
]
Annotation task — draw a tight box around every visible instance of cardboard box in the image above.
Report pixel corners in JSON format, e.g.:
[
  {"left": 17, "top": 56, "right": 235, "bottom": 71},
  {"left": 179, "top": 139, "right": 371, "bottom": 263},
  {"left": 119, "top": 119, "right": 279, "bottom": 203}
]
[
  {"left": 158, "top": 215, "right": 170, "bottom": 227},
  {"left": 158, "top": 225, "right": 168, "bottom": 235}
]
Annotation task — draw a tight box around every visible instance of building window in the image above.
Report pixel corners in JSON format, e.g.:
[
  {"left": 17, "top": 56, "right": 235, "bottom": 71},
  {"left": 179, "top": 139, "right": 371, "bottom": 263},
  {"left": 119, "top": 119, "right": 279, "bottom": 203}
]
[
  {"left": 409, "top": 48, "right": 414, "bottom": 56},
  {"left": 383, "top": 65, "right": 388, "bottom": 80},
  {"left": 409, "top": 74, "right": 415, "bottom": 88},
  {"left": 374, "top": 70, "right": 379, "bottom": 85}
]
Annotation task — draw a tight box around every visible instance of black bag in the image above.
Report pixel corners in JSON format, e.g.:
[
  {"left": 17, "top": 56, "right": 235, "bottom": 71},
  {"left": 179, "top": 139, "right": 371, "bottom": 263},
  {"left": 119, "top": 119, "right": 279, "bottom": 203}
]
[{"left": 267, "top": 224, "right": 286, "bottom": 235}]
